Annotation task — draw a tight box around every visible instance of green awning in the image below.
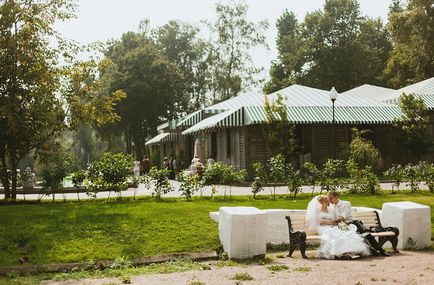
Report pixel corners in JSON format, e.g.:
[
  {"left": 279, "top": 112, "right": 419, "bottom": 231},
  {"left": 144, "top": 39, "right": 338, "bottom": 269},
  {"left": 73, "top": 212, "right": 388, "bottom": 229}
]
[
  {"left": 145, "top": 133, "right": 177, "bottom": 146},
  {"left": 182, "top": 108, "right": 243, "bottom": 135},
  {"left": 245, "top": 105, "right": 402, "bottom": 125}
]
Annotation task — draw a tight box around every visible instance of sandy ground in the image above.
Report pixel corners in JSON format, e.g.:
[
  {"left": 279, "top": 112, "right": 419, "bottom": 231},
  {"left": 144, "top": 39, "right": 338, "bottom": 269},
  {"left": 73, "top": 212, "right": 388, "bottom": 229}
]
[
  {"left": 44, "top": 250, "right": 434, "bottom": 285},
  {"left": 1, "top": 181, "right": 425, "bottom": 200}
]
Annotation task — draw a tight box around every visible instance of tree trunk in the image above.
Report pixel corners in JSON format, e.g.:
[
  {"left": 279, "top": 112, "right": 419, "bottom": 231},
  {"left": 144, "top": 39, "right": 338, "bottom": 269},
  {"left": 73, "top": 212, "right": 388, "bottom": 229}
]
[
  {"left": 0, "top": 152, "right": 10, "bottom": 200},
  {"left": 10, "top": 158, "right": 18, "bottom": 201}
]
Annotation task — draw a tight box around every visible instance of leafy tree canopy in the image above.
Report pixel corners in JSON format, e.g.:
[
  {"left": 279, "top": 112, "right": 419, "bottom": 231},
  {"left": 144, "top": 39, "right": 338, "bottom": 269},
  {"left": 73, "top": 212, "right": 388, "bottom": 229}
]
[
  {"left": 265, "top": 0, "right": 392, "bottom": 93},
  {"left": 385, "top": 0, "right": 434, "bottom": 87}
]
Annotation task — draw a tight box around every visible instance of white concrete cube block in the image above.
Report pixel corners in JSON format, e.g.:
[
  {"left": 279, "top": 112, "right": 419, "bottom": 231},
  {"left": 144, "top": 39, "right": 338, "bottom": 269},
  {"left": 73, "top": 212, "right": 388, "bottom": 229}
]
[
  {"left": 382, "top": 201, "right": 431, "bottom": 249},
  {"left": 218, "top": 207, "right": 267, "bottom": 259},
  {"left": 209, "top": 211, "right": 219, "bottom": 222},
  {"left": 264, "top": 209, "right": 306, "bottom": 245}
]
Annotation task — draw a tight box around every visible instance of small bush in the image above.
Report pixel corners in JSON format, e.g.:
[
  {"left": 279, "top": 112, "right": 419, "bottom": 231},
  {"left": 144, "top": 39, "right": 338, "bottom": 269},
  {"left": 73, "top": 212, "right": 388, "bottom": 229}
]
[{"left": 231, "top": 272, "right": 254, "bottom": 281}]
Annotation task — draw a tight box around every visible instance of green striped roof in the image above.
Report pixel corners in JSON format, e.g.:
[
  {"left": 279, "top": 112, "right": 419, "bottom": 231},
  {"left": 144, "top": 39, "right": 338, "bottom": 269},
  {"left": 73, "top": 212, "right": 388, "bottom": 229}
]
[
  {"left": 181, "top": 105, "right": 403, "bottom": 135},
  {"left": 378, "top": 77, "right": 434, "bottom": 109},
  {"left": 182, "top": 109, "right": 241, "bottom": 135},
  {"left": 145, "top": 132, "right": 178, "bottom": 146},
  {"left": 245, "top": 105, "right": 402, "bottom": 125}
]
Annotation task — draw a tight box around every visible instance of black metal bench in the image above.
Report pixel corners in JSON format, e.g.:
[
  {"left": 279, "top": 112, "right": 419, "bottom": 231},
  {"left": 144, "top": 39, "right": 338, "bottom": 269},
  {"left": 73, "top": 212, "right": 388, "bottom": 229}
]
[{"left": 285, "top": 210, "right": 399, "bottom": 259}]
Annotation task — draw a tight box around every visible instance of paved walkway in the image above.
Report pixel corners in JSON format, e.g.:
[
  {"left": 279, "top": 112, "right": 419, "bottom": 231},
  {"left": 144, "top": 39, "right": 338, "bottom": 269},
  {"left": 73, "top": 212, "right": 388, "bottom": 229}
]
[{"left": 0, "top": 181, "right": 427, "bottom": 200}]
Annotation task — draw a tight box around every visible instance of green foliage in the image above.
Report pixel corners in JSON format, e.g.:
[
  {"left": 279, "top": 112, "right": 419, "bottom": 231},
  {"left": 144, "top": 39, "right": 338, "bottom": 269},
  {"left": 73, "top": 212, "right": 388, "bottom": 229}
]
[
  {"left": 266, "top": 0, "right": 392, "bottom": 92},
  {"left": 403, "top": 163, "right": 420, "bottom": 192},
  {"left": 385, "top": 0, "right": 434, "bottom": 87},
  {"left": 205, "top": 1, "right": 269, "bottom": 102},
  {"left": 87, "top": 152, "right": 133, "bottom": 194},
  {"left": 393, "top": 93, "right": 430, "bottom": 161},
  {"left": 267, "top": 264, "right": 289, "bottom": 271},
  {"left": 178, "top": 172, "right": 203, "bottom": 201},
  {"left": 99, "top": 32, "right": 185, "bottom": 158},
  {"left": 301, "top": 162, "right": 321, "bottom": 195},
  {"left": 349, "top": 128, "right": 382, "bottom": 170},
  {"left": 0, "top": 0, "right": 124, "bottom": 200},
  {"left": 383, "top": 164, "right": 405, "bottom": 193},
  {"left": 148, "top": 167, "right": 173, "bottom": 200},
  {"left": 268, "top": 154, "right": 287, "bottom": 199},
  {"left": 268, "top": 154, "right": 286, "bottom": 184},
  {"left": 287, "top": 164, "right": 302, "bottom": 197},
  {"left": 320, "top": 159, "right": 346, "bottom": 192},
  {"left": 71, "top": 170, "right": 87, "bottom": 188},
  {"left": 263, "top": 94, "right": 298, "bottom": 159},
  {"left": 40, "top": 154, "right": 73, "bottom": 194},
  {"left": 250, "top": 162, "right": 267, "bottom": 198},
  {"left": 417, "top": 162, "right": 434, "bottom": 193},
  {"left": 346, "top": 159, "right": 381, "bottom": 195},
  {"left": 202, "top": 162, "right": 226, "bottom": 186},
  {"left": 231, "top": 272, "right": 254, "bottom": 281}
]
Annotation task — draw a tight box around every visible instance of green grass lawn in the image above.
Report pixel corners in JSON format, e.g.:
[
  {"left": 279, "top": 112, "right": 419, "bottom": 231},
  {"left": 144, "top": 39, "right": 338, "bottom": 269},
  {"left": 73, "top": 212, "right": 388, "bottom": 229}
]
[{"left": 0, "top": 191, "right": 433, "bottom": 267}]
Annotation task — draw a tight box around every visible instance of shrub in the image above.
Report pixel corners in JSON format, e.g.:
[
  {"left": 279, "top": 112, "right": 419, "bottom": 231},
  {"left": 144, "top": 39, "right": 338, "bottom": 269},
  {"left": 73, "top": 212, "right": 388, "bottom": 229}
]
[
  {"left": 40, "top": 154, "right": 73, "bottom": 200},
  {"left": 71, "top": 170, "right": 87, "bottom": 188},
  {"left": 268, "top": 154, "right": 286, "bottom": 199},
  {"left": 404, "top": 163, "right": 420, "bottom": 192},
  {"left": 418, "top": 162, "right": 434, "bottom": 192},
  {"left": 178, "top": 172, "right": 203, "bottom": 200},
  {"left": 301, "top": 162, "right": 320, "bottom": 195},
  {"left": 383, "top": 164, "right": 404, "bottom": 193},
  {"left": 349, "top": 128, "right": 382, "bottom": 170},
  {"left": 250, "top": 162, "right": 267, "bottom": 198},
  {"left": 87, "top": 152, "right": 133, "bottom": 196},
  {"left": 148, "top": 167, "right": 173, "bottom": 200},
  {"left": 287, "top": 164, "right": 302, "bottom": 197},
  {"left": 320, "top": 159, "right": 345, "bottom": 192},
  {"left": 346, "top": 159, "right": 380, "bottom": 195}
]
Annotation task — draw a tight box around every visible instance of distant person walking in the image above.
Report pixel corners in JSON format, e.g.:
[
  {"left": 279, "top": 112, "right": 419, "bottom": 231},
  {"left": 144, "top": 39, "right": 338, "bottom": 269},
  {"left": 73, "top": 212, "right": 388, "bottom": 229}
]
[{"left": 141, "top": 155, "right": 150, "bottom": 175}]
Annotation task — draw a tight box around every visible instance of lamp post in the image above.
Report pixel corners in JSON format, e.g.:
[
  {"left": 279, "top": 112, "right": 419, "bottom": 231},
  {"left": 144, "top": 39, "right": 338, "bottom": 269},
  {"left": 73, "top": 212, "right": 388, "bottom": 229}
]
[{"left": 329, "top": 87, "right": 338, "bottom": 160}]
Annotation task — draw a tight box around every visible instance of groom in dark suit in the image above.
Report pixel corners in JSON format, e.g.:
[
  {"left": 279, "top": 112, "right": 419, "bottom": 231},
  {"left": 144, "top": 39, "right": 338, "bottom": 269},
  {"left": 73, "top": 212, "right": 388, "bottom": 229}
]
[{"left": 327, "top": 191, "right": 390, "bottom": 257}]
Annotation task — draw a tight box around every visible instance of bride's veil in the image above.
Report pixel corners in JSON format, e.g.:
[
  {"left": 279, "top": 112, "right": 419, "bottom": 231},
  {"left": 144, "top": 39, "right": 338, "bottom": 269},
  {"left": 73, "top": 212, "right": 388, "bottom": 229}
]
[{"left": 305, "top": 195, "right": 321, "bottom": 232}]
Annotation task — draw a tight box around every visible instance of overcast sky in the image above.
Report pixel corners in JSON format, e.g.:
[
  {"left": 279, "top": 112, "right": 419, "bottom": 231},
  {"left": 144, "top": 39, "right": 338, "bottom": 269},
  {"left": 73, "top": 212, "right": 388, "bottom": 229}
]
[{"left": 56, "top": 0, "right": 393, "bottom": 73}]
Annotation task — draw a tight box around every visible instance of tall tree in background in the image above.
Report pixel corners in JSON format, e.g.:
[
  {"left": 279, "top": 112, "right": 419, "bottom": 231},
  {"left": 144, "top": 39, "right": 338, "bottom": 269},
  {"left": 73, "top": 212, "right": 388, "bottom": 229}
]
[
  {"left": 0, "top": 0, "right": 124, "bottom": 200},
  {"left": 265, "top": 0, "right": 392, "bottom": 93},
  {"left": 100, "top": 31, "right": 185, "bottom": 159},
  {"left": 393, "top": 93, "right": 431, "bottom": 161},
  {"left": 206, "top": 0, "right": 268, "bottom": 102},
  {"left": 155, "top": 20, "right": 212, "bottom": 111},
  {"left": 385, "top": 0, "right": 434, "bottom": 87}
]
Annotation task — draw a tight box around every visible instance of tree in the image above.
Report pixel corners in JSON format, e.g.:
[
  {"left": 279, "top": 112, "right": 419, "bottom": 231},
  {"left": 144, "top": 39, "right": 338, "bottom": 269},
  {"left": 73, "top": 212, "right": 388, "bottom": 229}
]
[
  {"left": 263, "top": 94, "right": 298, "bottom": 161},
  {"left": 393, "top": 93, "right": 431, "bottom": 161},
  {"left": 266, "top": 0, "right": 392, "bottom": 92},
  {"left": 348, "top": 128, "right": 382, "bottom": 170},
  {"left": 206, "top": 0, "right": 268, "bottom": 102},
  {"left": 0, "top": 0, "right": 124, "bottom": 200},
  {"left": 385, "top": 0, "right": 434, "bottom": 87},
  {"left": 155, "top": 20, "right": 212, "bottom": 111},
  {"left": 100, "top": 32, "right": 185, "bottom": 158}
]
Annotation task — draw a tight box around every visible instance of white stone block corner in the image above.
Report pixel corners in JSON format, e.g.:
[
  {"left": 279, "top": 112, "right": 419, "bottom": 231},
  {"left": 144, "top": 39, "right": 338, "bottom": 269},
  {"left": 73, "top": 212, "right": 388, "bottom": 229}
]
[
  {"left": 382, "top": 201, "right": 431, "bottom": 250},
  {"left": 218, "top": 206, "right": 267, "bottom": 259}
]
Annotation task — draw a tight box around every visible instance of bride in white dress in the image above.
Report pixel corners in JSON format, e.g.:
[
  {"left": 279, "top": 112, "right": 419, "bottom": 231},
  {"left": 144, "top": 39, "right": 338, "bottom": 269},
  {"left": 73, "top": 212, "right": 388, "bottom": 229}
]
[{"left": 306, "top": 195, "right": 371, "bottom": 259}]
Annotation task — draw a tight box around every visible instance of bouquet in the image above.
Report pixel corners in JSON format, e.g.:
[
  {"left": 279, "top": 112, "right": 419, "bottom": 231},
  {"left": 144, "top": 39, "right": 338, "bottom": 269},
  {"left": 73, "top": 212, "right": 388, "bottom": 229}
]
[{"left": 338, "top": 221, "right": 349, "bottom": 231}]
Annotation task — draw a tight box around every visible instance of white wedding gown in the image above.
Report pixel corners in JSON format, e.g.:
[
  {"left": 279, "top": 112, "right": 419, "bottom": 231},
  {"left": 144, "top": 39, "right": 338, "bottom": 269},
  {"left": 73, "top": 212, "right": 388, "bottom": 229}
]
[{"left": 316, "top": 211, "right": 371, "bottom": 259}]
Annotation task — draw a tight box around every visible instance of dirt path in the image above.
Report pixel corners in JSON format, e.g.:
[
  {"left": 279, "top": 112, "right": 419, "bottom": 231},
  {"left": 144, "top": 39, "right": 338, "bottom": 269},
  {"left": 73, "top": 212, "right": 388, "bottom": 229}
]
[{"left": 44, "top": 250, "right": 434, "bottom": 285}]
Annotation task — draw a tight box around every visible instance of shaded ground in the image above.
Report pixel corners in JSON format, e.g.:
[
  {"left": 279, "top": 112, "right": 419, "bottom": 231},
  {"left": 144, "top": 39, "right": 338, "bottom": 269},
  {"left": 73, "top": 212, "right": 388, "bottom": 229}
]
[{"left": 43, "top": 250, "right": 434, "bottom": 285}]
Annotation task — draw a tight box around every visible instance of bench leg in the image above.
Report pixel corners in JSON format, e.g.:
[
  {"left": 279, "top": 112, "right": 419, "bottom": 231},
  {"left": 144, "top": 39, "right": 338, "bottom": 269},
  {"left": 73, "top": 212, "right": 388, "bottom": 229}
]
[
  {"left": 383, "top": 227, "right": 400, "bottom": 253},
  {"left": 288, "top": 232, "right": 307, "bottom": 258}
]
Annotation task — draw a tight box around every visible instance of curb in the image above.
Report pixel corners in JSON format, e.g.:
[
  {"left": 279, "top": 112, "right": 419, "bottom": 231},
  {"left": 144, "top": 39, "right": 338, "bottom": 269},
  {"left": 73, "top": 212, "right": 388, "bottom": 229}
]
[{"left": 0, "top": 251, "right": 218, "bottom": 276}]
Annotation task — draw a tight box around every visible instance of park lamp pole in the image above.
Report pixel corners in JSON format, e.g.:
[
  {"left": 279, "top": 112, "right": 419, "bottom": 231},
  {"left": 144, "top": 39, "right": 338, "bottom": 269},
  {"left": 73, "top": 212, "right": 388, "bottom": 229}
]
[{"left": 329, "top": 87, "right": 338, "bottom": 160}]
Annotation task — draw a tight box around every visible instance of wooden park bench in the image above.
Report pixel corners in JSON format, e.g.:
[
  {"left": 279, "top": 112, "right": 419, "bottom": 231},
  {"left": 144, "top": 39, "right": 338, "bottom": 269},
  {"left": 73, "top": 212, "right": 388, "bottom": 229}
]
[{"left": 285, "top": 211, "right": 399, "bottom": 258}]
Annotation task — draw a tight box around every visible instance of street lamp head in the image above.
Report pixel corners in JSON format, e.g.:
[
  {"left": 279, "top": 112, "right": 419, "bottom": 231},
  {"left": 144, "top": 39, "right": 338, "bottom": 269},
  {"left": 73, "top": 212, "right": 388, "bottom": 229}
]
[{"left": 329, "top": 87, "right": 338, "bottom": 101}]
